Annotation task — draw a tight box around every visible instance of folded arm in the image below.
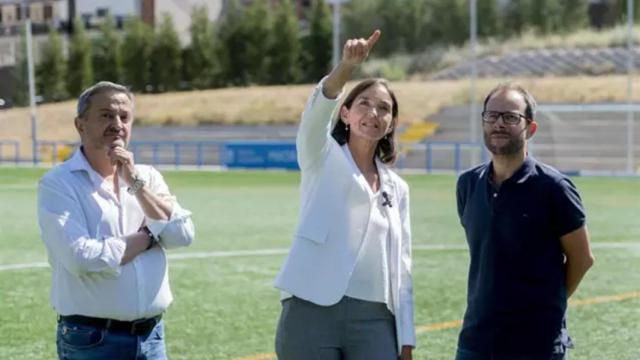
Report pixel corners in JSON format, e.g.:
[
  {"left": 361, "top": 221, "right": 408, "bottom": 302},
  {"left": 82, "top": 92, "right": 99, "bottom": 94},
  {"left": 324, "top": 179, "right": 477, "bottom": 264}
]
[
  {"left": 38, "top": 178, "right": 144, "bottom": 275},
  {"left": 142, "top": 167, "right": 195, "bottom": 249}
]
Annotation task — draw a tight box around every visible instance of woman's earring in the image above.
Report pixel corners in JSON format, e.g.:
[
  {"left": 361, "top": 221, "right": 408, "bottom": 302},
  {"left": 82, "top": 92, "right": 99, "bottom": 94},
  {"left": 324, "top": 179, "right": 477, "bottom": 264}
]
[{"left": 345, "top": 123, "right": 350, "bottom": 131}]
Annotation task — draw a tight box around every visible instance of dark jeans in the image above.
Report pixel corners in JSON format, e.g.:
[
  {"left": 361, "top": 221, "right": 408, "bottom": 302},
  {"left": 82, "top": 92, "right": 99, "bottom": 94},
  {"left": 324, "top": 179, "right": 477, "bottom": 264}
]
[
  {"left": 56, "top": 318, "right": 167, "bottom": 360},
  {"left": 454, "top": 347, "right": 568, "bottom": 360}
]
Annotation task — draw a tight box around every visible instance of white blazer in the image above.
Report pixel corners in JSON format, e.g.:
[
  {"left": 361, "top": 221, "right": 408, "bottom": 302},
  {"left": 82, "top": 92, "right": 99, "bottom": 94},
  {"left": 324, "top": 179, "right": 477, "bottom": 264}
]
[{"left": 274, "top": 79, "right": 416, "bottom": 352}]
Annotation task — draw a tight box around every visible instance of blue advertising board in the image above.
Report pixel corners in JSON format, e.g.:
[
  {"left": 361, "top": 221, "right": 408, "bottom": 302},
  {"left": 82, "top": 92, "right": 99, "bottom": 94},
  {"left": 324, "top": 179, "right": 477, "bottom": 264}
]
[{"left": 223, "top": 141, "right": 299, "bottom": 170}]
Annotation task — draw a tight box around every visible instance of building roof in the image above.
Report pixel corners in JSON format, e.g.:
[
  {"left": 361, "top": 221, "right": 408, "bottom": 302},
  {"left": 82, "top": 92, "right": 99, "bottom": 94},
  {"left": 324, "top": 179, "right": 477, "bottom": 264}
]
[{"left": 0, "top": 0, "right": 64, "bottom": 5}]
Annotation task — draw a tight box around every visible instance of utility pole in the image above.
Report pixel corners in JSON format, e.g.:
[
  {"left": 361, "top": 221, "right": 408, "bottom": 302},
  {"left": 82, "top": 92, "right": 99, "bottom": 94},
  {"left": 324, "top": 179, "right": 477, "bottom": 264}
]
[
  {"left": 626, "top": 0, "right": 635, "bottom": 173},
  {"left": 328, "top": 0, "right": 348, "bottom": 68},
  {"left": 469, "top": 0, "right": 479, "bottom": 165},
  {"left": 24, "top": 6, "right": 38, "bottom": 165}
]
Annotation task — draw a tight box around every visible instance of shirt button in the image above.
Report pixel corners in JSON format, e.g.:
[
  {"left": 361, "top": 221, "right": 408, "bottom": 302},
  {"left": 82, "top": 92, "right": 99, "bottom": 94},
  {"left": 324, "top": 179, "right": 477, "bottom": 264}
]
[{"left": 493, "top": 193, "right": 498, "bottom": 198}]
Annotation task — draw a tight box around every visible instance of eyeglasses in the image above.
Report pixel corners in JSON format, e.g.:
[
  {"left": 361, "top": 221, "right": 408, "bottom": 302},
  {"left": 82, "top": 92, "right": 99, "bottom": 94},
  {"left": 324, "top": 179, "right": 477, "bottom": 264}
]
[{"left": 481, "top": 111, "right": 527, "bottom": 125}]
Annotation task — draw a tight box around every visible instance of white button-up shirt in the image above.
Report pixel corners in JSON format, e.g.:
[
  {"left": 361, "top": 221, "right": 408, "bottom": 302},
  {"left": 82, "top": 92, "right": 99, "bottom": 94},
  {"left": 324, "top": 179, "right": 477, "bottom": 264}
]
[
  {"left": 37, "top": 148, "right": 195, "bottom": 321},
  {"left": 343, "top": 145, "right": 394, "bottom": 311}
]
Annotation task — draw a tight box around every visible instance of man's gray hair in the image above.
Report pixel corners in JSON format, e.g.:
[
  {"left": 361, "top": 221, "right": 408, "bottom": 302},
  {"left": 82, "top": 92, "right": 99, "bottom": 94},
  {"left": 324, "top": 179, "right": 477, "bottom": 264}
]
[{"left": 76, "top": 81, "right": 134, "bottom": 118}]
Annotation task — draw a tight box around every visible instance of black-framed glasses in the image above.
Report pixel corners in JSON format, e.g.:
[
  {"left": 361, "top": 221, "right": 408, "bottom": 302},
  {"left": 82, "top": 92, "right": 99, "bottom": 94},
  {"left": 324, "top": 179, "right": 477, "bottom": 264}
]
[{"left": 481, "top": 111, "right": 527, "bottom": 125}]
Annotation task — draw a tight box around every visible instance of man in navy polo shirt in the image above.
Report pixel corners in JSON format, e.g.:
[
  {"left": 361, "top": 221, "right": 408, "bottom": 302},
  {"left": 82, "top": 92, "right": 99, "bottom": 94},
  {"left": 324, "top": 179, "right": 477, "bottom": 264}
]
[{"left": 455, "top": 84, "right": 595, "bottom": 360}]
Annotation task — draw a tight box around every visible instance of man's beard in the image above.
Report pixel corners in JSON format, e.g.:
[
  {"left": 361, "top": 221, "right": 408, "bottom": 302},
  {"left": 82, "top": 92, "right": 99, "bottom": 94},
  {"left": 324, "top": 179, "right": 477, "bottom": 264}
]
[{"left": 483, "top": 131, "right": 525, "bottom": 156}]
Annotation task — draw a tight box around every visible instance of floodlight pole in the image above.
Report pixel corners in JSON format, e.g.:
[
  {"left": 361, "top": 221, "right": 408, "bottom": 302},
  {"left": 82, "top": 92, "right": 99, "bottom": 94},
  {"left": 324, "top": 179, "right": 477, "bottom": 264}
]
[
  {"left": 626, "top": 0, "right": 635, "bottom": 174},
  {"left": 26, "top": 19, "right": 38, "bottom": 165},
  {"left": 469, "top": 0, "right": 479, "bottom": 164},
  {"left": 331, "top": 0, "right": 342, "bottom": 68}
]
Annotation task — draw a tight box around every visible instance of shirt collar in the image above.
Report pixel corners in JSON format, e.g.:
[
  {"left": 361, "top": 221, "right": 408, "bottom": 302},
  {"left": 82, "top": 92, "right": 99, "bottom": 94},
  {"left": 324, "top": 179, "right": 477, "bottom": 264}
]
[
  {"left": 484, "top": 155, "right": 537, "bottom": 185},
  {"left": 375, "top": 156, "right": 395, "bottom": 193},
  {"left": 341, "top": 144, "right": 396, "bottom": 195},
  {"left": 65, "top": 146, "right": 110, "bottom": 189}
]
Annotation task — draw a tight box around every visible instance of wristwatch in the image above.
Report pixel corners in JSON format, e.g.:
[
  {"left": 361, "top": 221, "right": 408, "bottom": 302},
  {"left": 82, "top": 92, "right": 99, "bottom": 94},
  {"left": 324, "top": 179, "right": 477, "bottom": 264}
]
[
  {"left": 142, "top": 226, "right": 158, "bottom": 250},
  {"left": 127, "top": 173, "right": 146, "bottom": 195}
]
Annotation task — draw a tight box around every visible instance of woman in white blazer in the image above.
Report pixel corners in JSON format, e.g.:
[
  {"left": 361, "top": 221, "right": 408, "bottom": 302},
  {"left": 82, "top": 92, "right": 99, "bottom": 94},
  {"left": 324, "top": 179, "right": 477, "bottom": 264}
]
[{"left": 274, "top": 30, "right": 415, "bottom": 360}]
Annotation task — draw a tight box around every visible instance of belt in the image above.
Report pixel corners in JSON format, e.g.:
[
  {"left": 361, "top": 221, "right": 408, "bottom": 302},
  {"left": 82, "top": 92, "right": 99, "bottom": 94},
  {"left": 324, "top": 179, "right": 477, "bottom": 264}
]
[{"left": 58, "top": 314, "right": 162, "bottom": 336}]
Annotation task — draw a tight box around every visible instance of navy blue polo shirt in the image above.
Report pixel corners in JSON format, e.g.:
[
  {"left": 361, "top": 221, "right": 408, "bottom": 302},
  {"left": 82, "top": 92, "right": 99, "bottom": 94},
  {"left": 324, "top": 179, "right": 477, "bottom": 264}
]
[{"left": 456, "top": 156, "right": 585, "bottom": 357}]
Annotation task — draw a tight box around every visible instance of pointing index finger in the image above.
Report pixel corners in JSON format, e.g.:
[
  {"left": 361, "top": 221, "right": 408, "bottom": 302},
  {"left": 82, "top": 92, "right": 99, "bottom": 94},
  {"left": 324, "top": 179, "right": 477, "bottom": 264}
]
[{"left": 366, "top": 29, "right": 381, "bottom": 50}]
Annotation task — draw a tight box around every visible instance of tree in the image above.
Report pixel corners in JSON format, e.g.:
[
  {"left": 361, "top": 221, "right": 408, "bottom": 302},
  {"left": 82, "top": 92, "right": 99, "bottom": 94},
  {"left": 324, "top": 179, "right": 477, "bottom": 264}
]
[
  {"left": 217, "top": 0, "right": 245, "bottom": 85},
  {"left": 477, "top": 0, "right": 500, "bottom": 38},
  {"left": 241, "top": 0, "right": 272, "bottom": 84},
  {"left": 121, "top": 18, "right": 154, "bottom": 92},
  {"left": 67, "top": 17, "right": 93, "bottom": 96},
  {"left": 37, "top": 28, "right": 67, "bottom": 101},
  {"left": 530, "top": 0, "right": 562, "bottom": 34},
  {"left": 150, "top": 13, "right": 182, "bottom": 92},
  {"left": 184, "top": 5, "right": 219, "bottom": 89},
  {"left": 301, "top": 0, "right": 332, "bottom": 83},
  {"left": 503, "top": 0, "right": 533, "bottom": 36},
  {"left": 343, "top": 0, "right": 380, "bottom": 44},
  {"left": 376, "top": 0, "right": 409, "bottom": 54},
  {"left": 401, "top": 0, "right": 432, "bottom": 52},
  {"left": 218, "top": 0, "right": 272, "bottom": 85},
  {"left": 93, "top": 15, "right": 122, "bottom": 82},
  {"left": 560, "top": 0, "right": 588, "bottom": 33},
  {"left": 266, "top": 0, "right": 302, "bottom": 84},
  {"left": 427, "top": 0, "right": 468, "bottom": 45}
]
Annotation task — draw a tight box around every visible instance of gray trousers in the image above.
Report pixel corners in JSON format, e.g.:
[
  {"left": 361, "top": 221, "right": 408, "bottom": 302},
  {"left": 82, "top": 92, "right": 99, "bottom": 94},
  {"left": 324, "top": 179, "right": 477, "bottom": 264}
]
[{"left": 275, "top": 296, "right": 398, "bottom": 360}]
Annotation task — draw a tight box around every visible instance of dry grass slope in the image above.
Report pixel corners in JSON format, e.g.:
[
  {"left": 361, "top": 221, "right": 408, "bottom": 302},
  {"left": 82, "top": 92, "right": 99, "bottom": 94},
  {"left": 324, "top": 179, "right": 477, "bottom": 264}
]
[{"left": 2, "top": 75, "right": 639, "bottom": 158}]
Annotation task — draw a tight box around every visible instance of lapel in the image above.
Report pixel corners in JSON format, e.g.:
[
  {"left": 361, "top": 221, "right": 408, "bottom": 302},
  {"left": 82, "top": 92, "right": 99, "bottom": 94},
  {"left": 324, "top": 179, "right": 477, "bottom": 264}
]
[
  {"left": 376, "top": 158, "right": 400, "bottom": 228},
  {"left": 376, "top": 158, "right": 402, "bottom": 309}
]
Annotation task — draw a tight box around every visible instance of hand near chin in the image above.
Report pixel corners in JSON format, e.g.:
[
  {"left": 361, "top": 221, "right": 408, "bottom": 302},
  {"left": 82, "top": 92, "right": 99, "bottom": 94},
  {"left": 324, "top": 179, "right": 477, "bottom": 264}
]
[{"left": 108, "top": 145, "right": 136, "bottom": 186}]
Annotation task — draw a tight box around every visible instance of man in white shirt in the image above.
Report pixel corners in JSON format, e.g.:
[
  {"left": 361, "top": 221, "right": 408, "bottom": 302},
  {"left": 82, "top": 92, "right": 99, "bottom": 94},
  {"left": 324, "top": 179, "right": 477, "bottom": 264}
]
[{"left": 38, "top": 81, "right": 195, "bottom": 360}]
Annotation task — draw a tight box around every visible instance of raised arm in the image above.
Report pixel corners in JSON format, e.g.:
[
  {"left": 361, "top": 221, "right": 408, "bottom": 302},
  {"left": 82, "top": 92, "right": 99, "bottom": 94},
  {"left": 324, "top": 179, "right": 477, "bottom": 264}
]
[
  {"left": 297, "top": 30, "right": 381, "bottom": 170},
  {"left": 323, "top": 29, "right": 381, "bottom": 98}
]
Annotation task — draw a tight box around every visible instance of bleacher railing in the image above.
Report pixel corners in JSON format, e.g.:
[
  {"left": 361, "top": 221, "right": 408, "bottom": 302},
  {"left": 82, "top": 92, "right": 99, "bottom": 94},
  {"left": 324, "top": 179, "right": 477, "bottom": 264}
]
[
  {"left": 2, "top": 139, "right": 487, "bottom": 173},
  {"left": 0, "top": 140, "right": 20, "bottom": 164}
]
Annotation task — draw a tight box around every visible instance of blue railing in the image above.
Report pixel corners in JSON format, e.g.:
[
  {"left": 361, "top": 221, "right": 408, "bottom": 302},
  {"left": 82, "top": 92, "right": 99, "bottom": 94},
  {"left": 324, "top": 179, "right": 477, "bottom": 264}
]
[
  {"left": 424, "top": 141, "right": 488, "bottom": 173},
  {"left": 1, "top": 139, "right": 486, "bottom": 172},
  {"left": 0, "top": 140, "right": 20, "bottom": 164},
  {"left": 128, "top": 140, "right": 226, "bottom": 168}
]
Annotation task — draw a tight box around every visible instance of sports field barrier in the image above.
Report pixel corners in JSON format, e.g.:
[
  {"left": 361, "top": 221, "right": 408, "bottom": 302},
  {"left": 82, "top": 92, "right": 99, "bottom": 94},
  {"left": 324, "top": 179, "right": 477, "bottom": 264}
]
[{"left": 0, "top": 139, "right": 637, "bottom": 175}]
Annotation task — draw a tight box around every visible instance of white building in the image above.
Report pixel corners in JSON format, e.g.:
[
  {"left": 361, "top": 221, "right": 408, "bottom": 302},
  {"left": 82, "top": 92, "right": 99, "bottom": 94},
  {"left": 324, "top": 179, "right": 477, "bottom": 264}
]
[{"left": 143, "top": 0, "right": 223, "bottom": 44}]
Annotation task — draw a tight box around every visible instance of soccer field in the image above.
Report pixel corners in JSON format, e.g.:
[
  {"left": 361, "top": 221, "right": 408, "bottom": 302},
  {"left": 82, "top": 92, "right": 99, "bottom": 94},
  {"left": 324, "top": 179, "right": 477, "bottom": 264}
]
[{"left": 0, "top": 168, "right": 638, "bottom": 360}]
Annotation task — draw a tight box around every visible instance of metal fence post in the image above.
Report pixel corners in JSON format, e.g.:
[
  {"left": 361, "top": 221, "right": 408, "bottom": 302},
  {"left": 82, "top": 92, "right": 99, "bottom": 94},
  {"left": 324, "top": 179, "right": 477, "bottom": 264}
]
[
  {"left": 174, "top": 143, "right": 181, "bottom": 168},
  {"left": 455, "top": 143, "right": 461, "bottom": 173},
  {"left": 153, "top": 144, "right": 159, "bottom": 165},
  {"left": 426, "top": 142, "right": 432, "bottom": 173},
  {"left": 197, "top": 143, "right": 203, "bottom": 168}
]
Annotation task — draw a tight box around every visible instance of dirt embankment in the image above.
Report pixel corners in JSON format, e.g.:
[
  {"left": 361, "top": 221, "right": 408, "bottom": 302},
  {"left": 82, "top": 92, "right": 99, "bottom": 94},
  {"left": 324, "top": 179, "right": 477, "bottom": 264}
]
[{"left": 1, "top": 75, "right": 639, "bottom": 159}]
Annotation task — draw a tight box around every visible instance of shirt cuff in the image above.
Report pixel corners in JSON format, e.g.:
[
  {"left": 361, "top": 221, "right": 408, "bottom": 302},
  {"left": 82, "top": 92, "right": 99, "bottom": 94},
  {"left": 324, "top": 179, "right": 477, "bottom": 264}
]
[
  {"left": 99, "top": 236, "right": 127, "bottom": 275},
  {"left": 317, "top": 76, "right": 344, "bottom": 101},
  {"left": 146, "top": 205, "right": 193, "bottom": 239}
]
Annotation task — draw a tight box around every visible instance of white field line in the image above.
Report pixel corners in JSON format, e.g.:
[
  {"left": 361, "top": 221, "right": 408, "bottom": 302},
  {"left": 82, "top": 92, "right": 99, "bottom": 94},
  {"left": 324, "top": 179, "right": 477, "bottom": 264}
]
[{"left": 1, "top": 242, "right": 638, "bottom": 272}]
